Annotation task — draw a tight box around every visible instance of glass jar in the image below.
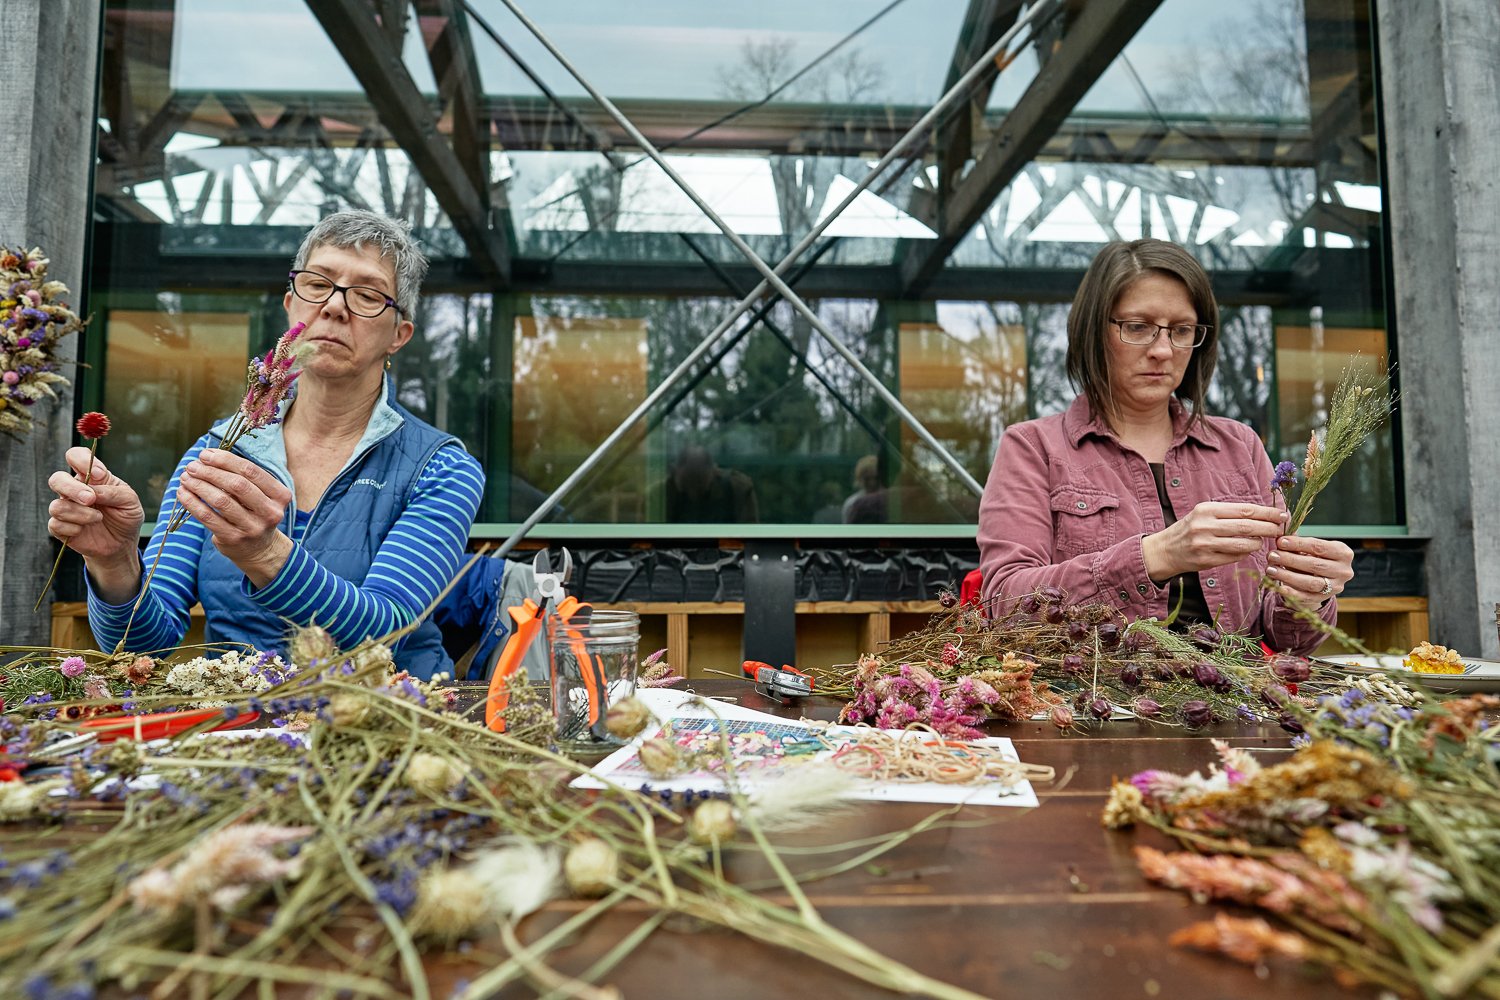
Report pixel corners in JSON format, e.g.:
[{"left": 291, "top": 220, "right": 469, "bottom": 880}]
[{"left": 547, "top": 608, "right": 640, "bottom": 756}]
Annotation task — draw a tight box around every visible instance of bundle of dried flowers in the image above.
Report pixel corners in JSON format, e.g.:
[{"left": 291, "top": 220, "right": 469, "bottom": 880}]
[
  {"left": 1282, "top": 366, "right": 1396, "bottom": 535},
  {"left": 0, "top": 248, "right": 86, "bottom": 438},
  {"left": 1108, "top": 680, "right": 1500, "bottom": 997},
  {"left": 828, "top": 590, "right": 1343, "bottom": 732}
]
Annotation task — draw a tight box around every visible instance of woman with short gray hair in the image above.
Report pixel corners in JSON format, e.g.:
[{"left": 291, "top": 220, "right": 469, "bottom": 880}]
[{"left": 47, "top": 210, "right": 483, "bottom": 679}]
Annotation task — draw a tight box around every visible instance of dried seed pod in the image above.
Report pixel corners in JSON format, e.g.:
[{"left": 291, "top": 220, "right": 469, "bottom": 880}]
[
  {"left": 290, "top": 624, "right": 340, "bottom": 668},
  {"left": 404, "top": 752, "right": 464, "bottom": 797},
  {"left": 637, "top": 738, "right": 684, "bottom": 779},
  {"left": 605, "top": 696, "right": 652, "bottom": 740},
  {"left": 1061, "top": 654, "right": 1085, "bottom": 676},
  {"left": 563, "top": 839, "right": 618, "bottom": 897},
  {"left": 1181, "top": 700, "right": 1214, "bottom": 729},
  {"left": 1096, "top": 622, "right": 1122, "bottom": 649},
  {"left": 1119, "top": 663, "right": 1143, "bottom": 689},
  {"left": 1132, "top": 697, "right": 1163, "bottom": 719},
  {"left": 688, "top": 800, "right": 738, "bottom": 845},
  {"left": 1193, "top": 662, "right": 1226, "bottom": 690},
  {"left": 327, "top": 692, "right": 372, "bottom": 728},
  {"left": 1272, "top": 656, "right": 1311, "bottom": 683},
  {"left": 1048, "top": 704, "right": 1075, "bottom": 730}
]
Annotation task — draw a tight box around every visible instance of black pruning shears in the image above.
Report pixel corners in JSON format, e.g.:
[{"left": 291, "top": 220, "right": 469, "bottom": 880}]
[{"left": 742, "top": 660, "right": 815, "bottom": 702}]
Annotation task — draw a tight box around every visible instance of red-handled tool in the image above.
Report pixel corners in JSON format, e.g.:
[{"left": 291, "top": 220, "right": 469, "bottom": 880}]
[{"left": 742, "top": 660, "right": 815, "bottom": 699}]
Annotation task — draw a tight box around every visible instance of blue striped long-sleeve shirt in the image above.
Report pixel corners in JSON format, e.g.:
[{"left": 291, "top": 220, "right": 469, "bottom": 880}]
[{"left": 87, "top": 439, "right": 485, "bottom": 659}]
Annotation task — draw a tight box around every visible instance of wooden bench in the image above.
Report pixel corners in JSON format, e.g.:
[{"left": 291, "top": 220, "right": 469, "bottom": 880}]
[{"left": 52, "top": 596, "right": 1430, "bottom": 675}]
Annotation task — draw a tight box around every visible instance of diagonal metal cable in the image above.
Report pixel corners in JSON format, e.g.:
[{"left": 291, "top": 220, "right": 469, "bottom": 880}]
[
  {"left": 487, "top": 0, "right": 1062, "bottom": 557},
  {"left": 457, "top": 0, "right": 915, "bottom": 265}
]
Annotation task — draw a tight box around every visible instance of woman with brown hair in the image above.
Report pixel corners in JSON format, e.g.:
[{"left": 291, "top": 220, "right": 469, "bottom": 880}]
[{"left": 977, "top": 239, "right": 1353, "bottom": 654}]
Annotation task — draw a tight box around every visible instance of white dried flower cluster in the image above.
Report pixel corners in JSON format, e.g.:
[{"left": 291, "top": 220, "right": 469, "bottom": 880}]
[
  {"left": 0, "top": 779, "right": 64, "bottom": 822},
  {"left": 128, "top": 823, "right": 311, "bottom": 913},
  {"left": 1346, "top": 673, "right": 1423, "bottom": 708},
  {"left": 162, "top": 649, "right": 289, "bottom": 702}
]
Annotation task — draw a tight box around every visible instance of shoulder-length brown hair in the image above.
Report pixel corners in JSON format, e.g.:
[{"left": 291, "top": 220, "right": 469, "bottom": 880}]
[{"left": 1065, "top": 239, "right": 1219, "bottom": 427}]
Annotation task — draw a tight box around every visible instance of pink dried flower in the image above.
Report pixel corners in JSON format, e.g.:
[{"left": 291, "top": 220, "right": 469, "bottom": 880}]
[
  {"left": 1135, "top": 846, "right": 1367, "bottom": 933},
  {"left": 58, "top": 656, "right": 86, "bottom": 679},
  {"left": 1170, "top": 913, "right": 1310, "bottom": 965},
  {"left": 129, "top": 823, "right": 312, "bottom": 913}
]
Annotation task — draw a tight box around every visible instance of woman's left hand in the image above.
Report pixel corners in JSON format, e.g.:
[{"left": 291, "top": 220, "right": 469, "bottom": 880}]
[
  {"left": 176, "top": 448, "right": 294, "bottom": 588},
  {"left": 1266, "top": 533, "right": 1355, "bottom": 606}
]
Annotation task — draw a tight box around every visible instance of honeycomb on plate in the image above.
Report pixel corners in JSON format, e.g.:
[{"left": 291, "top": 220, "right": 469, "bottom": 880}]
[{"left": 1404, "top": 641, "right": 1466, "bottom": 674}]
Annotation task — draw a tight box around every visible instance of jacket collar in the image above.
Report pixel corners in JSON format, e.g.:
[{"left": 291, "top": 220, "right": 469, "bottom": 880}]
[
  {"left": 1062, "top": 394, "right": 1223, "bottom": 451},
  {"left": 209, "top": 375, "right": 406, "bottom": 482}
]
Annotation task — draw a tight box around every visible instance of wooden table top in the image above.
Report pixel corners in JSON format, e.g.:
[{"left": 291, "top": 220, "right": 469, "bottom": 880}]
[{"left": 423, "top": 679, "right": 1367, "bottom": 1000}]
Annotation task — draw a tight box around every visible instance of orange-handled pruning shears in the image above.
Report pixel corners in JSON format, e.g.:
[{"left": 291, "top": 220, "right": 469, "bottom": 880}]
[{"left": 486, "top": 548, "right": 572, "bottom": 733}]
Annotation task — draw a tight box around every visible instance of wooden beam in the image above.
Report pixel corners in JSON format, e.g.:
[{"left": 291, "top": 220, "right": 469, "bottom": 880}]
[
  {"left": 898, "top": 0, "right": 1165, "bottom": 295},
  {"left": 423, "top": 0, "right": 492, "bottom": 216},
  {"left": 305, "top": 0, "right": 510, "bottom": 284},
  {"left": 923, "top": 0, "right": 1026, "bottom": 226}
]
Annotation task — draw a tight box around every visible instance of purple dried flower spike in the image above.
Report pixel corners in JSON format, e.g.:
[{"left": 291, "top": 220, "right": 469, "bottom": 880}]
[{"left": 1270, "top": 460, "right": 1298, "bottom": 492}]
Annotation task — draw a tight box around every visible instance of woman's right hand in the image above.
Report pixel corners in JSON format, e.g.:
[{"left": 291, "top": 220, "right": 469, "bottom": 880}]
[
  {"left": 1141, "top": 501, "right": 1286, "bottom": 582},
  {"left": 47, "top": 447, "right": 146, "bottom": 598}
]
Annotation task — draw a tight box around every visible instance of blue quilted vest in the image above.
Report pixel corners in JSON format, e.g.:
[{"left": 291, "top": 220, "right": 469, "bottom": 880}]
[{"left": 196, "top": 379, "right": 459, "bottom": 679}]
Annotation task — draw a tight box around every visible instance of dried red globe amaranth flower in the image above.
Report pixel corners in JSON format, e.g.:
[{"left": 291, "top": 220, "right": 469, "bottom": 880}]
[{"left": 76, "top": 411, "right": 111, "bottom": 440}]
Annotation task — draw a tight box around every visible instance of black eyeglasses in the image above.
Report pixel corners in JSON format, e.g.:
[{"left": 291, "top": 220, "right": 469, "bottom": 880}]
[
  {"left": 1110, "top": 318, "right": 1210, "bottom": 350},
  {"left": 288, "top": 270, "right": 405, "bottom": 319}
]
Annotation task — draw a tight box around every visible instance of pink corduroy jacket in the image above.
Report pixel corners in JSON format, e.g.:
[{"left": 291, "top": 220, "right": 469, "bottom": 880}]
[{"left": 977, "top": 396, "right": 1335, "bottom": 656}]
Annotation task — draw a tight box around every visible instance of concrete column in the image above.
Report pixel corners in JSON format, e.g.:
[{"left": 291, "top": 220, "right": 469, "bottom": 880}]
[
  {"left": 1377, "top": 0, "right": 1500, "bottom": 657},
  {"left": 0, "top": 0, "right": 102, "bottom": 646}
]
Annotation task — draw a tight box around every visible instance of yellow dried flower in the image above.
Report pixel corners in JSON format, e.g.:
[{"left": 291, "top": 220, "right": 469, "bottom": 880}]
[
  {"left": 1299, "top": 827, "right": 1351, "bottom": 873},
  {"left": 563, "top": 839, "right": 618, "bottom": 897},
  {"left": 1101, "top": 781, "right": 1147, "bottom": 829}
]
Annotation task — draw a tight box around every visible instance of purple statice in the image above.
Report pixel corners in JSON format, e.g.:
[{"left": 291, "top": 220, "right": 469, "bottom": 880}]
[{"left": 1270, "top": 460, "right": 1298, "bottom": 492}]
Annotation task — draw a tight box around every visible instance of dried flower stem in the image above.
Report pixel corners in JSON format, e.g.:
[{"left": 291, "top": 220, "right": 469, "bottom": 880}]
[
  {"left": 34, "top": 437, "right": 101, "bottom": 613},
  {"left": 1286, "top": 366, "right": 1396, "bottom": 535}
]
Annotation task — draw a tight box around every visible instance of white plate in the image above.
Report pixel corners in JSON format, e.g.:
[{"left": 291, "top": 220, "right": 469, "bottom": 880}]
[{"left": 1314, "top": 653, "right": 1500, "bottom": 693}]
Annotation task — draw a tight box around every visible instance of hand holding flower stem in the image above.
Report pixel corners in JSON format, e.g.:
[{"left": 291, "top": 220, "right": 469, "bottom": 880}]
[
  {"left": 117, "top": 323, "right": 311, "bottom": 650},
  {"left": 35, "top": 412, "right": 111, "bottom": 612}
]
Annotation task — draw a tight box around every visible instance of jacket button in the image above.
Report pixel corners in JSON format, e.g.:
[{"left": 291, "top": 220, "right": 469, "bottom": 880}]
[
  {"left": 1076, "top": 500, "right": 1088, "bottom": 510},
  {"left": 1118, "top": 589, "right": 1129, "bottom": 601},
  {"left": 1137, "top": 583, "right": 1149, "bottom": 594},
  {"left": 1170, "top": 477, "right": 1181, "bottom": 487},
  {"left": 1205, "top": 578, "right": 1217, "bottom": 588}
]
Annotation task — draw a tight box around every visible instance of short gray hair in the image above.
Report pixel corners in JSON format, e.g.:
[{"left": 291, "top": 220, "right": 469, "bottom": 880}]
[{"left": 292, "top": 211, "right": 429, "bottom": 319}]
